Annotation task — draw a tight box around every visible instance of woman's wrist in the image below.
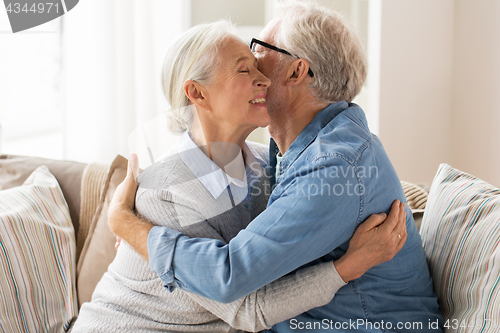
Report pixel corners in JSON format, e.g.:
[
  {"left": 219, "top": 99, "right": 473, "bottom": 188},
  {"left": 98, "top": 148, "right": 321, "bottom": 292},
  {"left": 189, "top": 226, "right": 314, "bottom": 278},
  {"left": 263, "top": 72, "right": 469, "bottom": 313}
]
[{"left": 333, "top": 255, "right": 363, "bottom": 283}]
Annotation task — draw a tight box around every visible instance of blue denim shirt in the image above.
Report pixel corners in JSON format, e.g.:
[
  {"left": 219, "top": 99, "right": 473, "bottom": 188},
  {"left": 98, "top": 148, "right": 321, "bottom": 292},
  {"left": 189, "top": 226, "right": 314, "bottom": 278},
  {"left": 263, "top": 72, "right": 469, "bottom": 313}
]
[{"left": 148, "top": 101, "right": 443, "bottom": 332}]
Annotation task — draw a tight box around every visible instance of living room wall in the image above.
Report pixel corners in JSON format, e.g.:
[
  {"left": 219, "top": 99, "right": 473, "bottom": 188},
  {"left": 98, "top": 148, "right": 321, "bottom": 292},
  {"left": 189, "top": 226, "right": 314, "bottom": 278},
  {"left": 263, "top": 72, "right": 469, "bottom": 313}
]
[
  {"left": 378, "top": 0, "right": 455, "bottom": 185},
  {"left": 451, "top": 0, "right": 500, "bottom": 188},
  {"left": 2, "top": 0, "right": 498, "bottom": 188},
  {"left": 378, "top": 0, "right": 500, "bottom": 187}
]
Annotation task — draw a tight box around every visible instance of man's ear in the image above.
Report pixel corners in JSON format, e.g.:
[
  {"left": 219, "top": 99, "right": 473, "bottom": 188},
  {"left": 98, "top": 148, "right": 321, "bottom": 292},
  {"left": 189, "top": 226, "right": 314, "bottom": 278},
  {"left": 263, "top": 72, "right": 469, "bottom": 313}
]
[
  {"left": 285, "top": 59, "right": 311, "bottom": 87},
  {"left": 183, "top": 80, "right": 210, "bottom": 110}
]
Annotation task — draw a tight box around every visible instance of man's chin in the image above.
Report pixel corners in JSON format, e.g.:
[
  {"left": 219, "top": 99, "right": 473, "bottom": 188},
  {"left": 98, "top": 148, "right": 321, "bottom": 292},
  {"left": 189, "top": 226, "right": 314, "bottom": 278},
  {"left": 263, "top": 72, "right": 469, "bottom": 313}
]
[
  {"left": 266, "top": 102, "right": 284, "bottom": 119},
  {"left": 264, "top": 97, "right": 280, "bottom": 115}
]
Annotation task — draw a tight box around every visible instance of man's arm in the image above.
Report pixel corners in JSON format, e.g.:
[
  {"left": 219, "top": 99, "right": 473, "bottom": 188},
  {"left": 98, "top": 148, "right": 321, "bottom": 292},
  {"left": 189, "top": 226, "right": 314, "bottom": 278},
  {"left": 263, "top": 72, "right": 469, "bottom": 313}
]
[
  {"left": 108, "top": 154, "right": 152, "bottom": 260},
  {"left": 145, "top": 159, "right": 383, "bottom": 303},
  {"left": 110, "top": 155, "right": 405, "bottom": 331},
  {"left": 110, "top": 155, "right": 407, "bottom": 304}
]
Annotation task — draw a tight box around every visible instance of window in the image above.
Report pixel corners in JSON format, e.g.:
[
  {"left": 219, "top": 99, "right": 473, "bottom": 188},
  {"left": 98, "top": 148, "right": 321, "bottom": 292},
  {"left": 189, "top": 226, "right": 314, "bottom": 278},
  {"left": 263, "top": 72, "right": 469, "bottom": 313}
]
[{"left": 0, "top": 13, "right": 63, "bottom": 159}]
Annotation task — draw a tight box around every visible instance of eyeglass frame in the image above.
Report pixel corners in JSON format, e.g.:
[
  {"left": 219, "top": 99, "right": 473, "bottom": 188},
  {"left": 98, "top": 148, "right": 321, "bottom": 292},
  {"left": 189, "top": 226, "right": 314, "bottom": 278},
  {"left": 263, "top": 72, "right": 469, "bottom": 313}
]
[{"left": 250, "top": 38, "right": 314, "bottom": 78}]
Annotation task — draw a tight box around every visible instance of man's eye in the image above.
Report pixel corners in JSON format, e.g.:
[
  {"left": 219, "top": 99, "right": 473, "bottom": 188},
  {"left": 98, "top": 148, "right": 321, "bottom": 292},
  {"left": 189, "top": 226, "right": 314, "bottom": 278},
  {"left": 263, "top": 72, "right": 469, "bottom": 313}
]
[{"left": 239, "top": 70, "right": 249, "bottom": 73}]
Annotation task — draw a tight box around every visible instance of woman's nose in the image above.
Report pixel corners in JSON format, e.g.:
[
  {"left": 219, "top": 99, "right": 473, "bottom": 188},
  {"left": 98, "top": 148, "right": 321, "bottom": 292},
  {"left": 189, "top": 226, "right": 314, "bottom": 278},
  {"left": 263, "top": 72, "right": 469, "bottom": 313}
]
[{"left": 256, "top": 73, "right": 271, "bottom": 88}]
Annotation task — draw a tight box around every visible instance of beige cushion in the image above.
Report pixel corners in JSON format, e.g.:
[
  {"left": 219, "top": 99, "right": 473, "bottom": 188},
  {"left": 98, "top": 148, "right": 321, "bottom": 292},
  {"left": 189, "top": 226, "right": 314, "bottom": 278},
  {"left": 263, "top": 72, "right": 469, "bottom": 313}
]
[
  {"left": 0, "top": 166, "right": 78, "bottom": 331},
  {"left": 0, "top": 154, "right": 86, "bottom": 239},
  {"left": 77, "top": 163, "right": 109, "bottom": 260},
  {"left": 420, "top": 164, "right": 500, "bottom": 330},
  {"left": 76, "top": 155, "right": 128, "bottom": 307},
  {"left": 401, "top": 181, "right": 429, "bottom": 230},
  {"left": 401, "top": 180, "right": 428, "bottom": 210}
]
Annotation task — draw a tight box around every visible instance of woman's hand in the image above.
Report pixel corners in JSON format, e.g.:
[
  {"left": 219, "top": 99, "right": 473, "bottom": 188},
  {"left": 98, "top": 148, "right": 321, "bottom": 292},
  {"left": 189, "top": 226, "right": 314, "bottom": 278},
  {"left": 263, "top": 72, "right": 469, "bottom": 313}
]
[{"left": 334, "top": 200, "right": 407, "bottom": 282}]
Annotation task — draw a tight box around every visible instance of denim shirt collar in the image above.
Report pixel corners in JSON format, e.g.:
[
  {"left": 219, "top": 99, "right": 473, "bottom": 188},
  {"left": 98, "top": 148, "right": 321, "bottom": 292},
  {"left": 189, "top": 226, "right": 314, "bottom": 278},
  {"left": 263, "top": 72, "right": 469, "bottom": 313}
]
[{"left": 270, "top": 101, "right": 349, "bottom": 185}]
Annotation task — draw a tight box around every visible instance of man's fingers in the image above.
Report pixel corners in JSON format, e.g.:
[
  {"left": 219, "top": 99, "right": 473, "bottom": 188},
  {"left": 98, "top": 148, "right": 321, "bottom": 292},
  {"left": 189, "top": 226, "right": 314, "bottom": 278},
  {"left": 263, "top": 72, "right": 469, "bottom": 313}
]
[
  {"left": 122, "top": 154, "right": 139, "bottom": 191},
  {"left": 110, "top": 154, "right": 140, "bottom": 211},
  {"left": 128, "top": 153, "right": 139, "bottom": 184},
  {"left": 115, "top": 236, "right": 121, "bottom": 251}
]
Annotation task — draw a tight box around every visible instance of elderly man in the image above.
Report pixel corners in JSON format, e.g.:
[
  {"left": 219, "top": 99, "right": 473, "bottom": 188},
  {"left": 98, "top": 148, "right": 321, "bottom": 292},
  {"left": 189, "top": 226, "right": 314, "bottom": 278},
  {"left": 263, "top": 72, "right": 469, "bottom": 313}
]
[{"left": 110, "top": 1, "right": 443, "bottom": 332}]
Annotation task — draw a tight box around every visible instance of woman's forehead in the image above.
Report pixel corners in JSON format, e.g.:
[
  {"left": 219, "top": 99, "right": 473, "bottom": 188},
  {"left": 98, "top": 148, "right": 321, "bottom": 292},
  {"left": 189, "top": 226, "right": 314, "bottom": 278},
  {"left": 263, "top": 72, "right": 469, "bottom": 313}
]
[
  {"left": 232, "top": 55, "right": 257, "bottom": 66},
  {"left": 219, "top": 37, "right": 254, "bottom": 64}
]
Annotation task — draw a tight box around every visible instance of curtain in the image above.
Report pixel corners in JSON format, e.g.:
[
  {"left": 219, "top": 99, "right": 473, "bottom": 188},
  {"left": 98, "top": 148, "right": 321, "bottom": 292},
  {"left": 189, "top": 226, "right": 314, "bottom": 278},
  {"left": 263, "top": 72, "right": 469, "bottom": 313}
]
[{"left": 62, "top": 0, "right": 188, "bottom": 163}]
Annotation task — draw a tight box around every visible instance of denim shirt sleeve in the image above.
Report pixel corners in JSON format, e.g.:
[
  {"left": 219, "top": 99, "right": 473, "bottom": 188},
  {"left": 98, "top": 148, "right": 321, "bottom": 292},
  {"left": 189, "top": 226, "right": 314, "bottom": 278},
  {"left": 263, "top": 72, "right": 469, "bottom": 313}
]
[
  {"left": 148, "top": 158, "right": 361, "bottom": 303},
  {"left": 147, "top": 226, "right": 183, "bottom": 290}
]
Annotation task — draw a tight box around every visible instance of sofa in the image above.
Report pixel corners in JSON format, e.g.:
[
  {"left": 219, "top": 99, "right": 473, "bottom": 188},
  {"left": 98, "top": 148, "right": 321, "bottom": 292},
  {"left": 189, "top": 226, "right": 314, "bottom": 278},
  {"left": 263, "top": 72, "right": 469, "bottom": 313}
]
[{"left": 1, "top": 154, "right": 499, "bottom": 332}]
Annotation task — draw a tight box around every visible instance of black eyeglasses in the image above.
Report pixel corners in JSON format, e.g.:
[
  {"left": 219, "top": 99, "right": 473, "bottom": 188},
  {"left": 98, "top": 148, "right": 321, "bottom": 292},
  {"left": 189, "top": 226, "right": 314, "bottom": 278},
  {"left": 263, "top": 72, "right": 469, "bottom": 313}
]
[{"left": 250, "top": 38, "right": 314, "bottom": 78}]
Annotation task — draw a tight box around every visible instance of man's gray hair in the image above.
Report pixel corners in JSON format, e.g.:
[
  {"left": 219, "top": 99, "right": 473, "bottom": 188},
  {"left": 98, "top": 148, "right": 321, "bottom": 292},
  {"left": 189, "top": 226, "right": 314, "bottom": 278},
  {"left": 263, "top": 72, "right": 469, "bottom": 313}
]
[
  {"left": 275, "top": 1, "right": 367, "bottom": 103},
  {"left": 161, "top": 20, "right": 237, "bottom": 133}
]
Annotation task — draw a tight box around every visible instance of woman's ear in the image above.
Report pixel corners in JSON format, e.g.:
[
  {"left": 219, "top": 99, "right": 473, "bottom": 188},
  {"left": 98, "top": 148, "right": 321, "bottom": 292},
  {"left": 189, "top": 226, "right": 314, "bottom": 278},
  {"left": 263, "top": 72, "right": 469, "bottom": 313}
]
[
  {"left": 285, "top": 59, "right": 311, "bottom": 87},
  {"left": 183, "top": 80, "right": 210, "bottom": 110}
]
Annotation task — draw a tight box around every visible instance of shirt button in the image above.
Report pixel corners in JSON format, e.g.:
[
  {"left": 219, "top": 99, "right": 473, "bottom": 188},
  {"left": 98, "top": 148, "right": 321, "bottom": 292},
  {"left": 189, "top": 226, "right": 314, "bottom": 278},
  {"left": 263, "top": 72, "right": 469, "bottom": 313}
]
[{"left": 245, "top": 203, "right": 250, "bottom": 209}]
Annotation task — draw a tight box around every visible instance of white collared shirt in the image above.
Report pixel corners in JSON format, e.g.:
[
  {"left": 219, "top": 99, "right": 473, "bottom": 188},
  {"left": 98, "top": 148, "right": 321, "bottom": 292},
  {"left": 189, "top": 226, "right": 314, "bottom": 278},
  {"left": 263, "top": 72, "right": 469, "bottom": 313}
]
[{"left": 176, "top": 131, "right": 266, "bottom": 205}]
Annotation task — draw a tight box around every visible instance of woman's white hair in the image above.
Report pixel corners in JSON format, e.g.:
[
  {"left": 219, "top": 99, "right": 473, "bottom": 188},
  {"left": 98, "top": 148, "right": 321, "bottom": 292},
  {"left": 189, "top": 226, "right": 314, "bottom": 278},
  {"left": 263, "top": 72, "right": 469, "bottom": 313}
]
[
  {"left": 161, "top": 20, "right": 237, "bottom": 133},
  {"left": 274, "top": 0, "right": 367, "bottom": 103}
]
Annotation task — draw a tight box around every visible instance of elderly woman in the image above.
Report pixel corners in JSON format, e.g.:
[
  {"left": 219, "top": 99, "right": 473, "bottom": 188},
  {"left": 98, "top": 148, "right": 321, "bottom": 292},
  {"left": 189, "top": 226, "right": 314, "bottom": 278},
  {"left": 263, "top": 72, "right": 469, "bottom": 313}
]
[{"left": 72, "top": 21, "right": 406, "bottom": 332}]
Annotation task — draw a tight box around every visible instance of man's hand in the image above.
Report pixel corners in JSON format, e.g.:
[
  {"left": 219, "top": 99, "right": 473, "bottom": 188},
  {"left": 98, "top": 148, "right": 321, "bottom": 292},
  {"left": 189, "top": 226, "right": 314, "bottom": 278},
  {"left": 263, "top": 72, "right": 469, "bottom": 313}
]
[
  {"left": 109, "top": 153, "right": 139, "bottom": 213},
  {"left": 108, "top": 154, "right": 152, "bottom": 260},
  {"left": 334, "top": 200, "right": 408, "bottom": 282}
]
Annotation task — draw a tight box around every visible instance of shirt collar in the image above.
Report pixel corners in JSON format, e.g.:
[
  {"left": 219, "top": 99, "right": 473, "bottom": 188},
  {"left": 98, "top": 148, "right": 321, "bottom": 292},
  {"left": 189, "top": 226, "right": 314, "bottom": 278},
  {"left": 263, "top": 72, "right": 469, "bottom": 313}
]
[
  {"left": 243, "top": 140, "right": 267, "bottom": 174},
  {"left": 276, "top": 101, "right": 349, "bottom": 175},
  {"left": 177, "top": 131, "right": 266, "bottom": 199}
]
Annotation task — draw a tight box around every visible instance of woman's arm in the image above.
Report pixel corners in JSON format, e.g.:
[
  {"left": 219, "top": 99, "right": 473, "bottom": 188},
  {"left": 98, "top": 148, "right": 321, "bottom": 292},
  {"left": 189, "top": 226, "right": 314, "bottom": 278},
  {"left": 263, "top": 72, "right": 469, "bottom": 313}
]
[{"left": 187, "top": 262, "right": 341, "bottom": 332}]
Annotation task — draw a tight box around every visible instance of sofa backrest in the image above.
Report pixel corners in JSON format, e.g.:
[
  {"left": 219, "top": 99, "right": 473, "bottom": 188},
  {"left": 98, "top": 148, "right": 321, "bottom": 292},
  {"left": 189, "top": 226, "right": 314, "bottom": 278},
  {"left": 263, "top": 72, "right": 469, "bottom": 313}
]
[{"left": 0, "top": 154, "right": 86, "bottom": 238}]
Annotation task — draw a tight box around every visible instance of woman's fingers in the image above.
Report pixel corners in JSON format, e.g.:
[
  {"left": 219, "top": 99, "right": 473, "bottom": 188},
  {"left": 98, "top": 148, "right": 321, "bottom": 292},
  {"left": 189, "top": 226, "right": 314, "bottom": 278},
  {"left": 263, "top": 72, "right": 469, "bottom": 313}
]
[
  {"left": 393, "top": 202, "right": 407, "bottom": 251},
  {"left": 394, "top": 202, "right": 407, "bottom": 238},
  {"left": 359, "top": 212, "right": 387, "bottom": 231},
  {"left": 339, "top": 200, "right": 409, "bottom": 281},
  {"left": 379, "top": 200, "right": 401, "bottom": 233},
  {"left": 395, "top": 226, "right": 407, "bottom": 252}
]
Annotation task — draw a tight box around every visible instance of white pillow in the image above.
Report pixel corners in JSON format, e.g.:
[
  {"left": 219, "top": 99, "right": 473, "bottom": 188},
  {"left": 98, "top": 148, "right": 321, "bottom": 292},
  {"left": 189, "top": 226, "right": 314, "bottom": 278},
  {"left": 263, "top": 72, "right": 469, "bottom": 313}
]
[
  {"left": 0, "top": 166, "right": 78, "bottom": 332},
  {"left": 420, "top": 164, "right": 500, "bottom": 332}
]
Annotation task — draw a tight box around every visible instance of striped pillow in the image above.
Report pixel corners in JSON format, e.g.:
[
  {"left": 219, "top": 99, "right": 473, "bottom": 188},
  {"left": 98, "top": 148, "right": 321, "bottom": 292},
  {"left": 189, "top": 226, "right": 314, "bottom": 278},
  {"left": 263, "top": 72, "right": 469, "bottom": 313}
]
[
  {"left": 420, "top": 164, "right": 500, "bottom": 332},
  {"left": 0, "top": 166, "right": 77, "bottom": 332}
]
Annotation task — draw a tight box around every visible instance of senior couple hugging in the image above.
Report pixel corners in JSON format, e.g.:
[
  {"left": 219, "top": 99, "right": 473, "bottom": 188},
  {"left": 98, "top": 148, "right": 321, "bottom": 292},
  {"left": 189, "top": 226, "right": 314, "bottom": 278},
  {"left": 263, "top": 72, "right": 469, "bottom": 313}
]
[{"left": 72, "top": 1, "right": 443, "bottom": 332}]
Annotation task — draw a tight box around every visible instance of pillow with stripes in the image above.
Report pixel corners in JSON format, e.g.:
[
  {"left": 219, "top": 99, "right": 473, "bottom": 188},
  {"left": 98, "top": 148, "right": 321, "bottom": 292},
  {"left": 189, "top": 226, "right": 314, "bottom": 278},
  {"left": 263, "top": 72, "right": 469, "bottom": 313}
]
[
  {"left": 420, "top": 163, "right": 500, "bottom": 332},
  {"left": 0, "top": 165, "right": 77, "bottom": 332}
]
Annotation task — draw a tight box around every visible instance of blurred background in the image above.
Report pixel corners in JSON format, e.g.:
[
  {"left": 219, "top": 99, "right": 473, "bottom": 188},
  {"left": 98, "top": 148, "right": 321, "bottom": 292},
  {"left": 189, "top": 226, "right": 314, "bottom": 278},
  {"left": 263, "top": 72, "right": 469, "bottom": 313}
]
[{"left": 0, "top": 0, "right": 499, "bottom": 186}]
